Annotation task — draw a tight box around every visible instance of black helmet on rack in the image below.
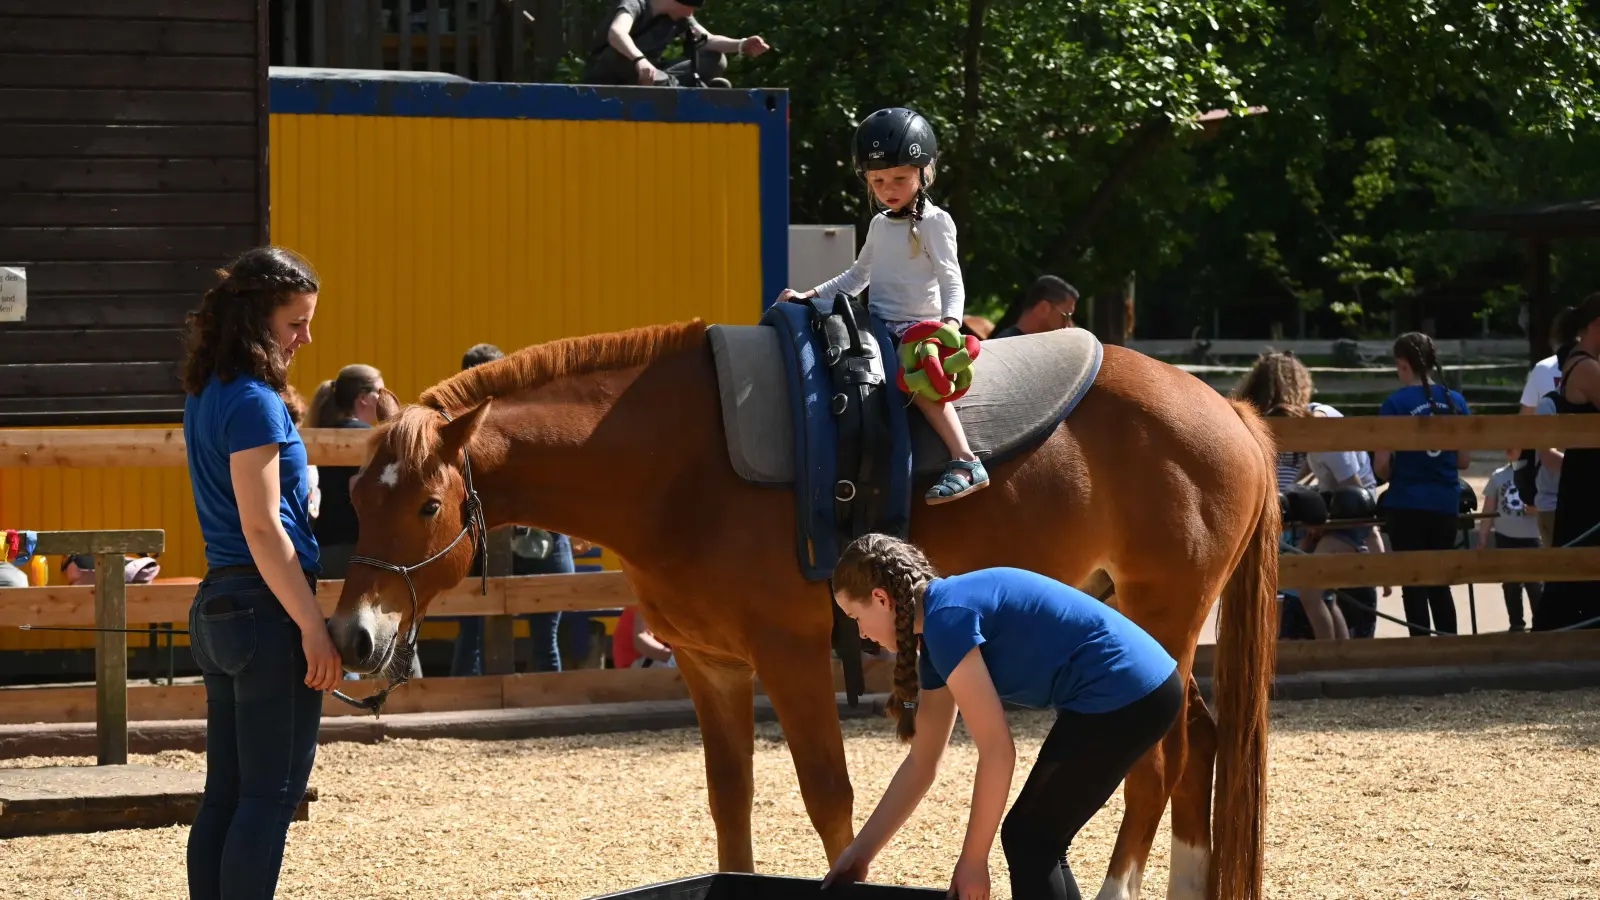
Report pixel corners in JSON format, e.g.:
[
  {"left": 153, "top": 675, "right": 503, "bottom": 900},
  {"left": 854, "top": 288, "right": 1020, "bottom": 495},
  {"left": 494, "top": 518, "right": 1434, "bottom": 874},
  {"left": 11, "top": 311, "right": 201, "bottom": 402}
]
[{"left": 852, "top": 107, "right": 939, "bottom": 176}]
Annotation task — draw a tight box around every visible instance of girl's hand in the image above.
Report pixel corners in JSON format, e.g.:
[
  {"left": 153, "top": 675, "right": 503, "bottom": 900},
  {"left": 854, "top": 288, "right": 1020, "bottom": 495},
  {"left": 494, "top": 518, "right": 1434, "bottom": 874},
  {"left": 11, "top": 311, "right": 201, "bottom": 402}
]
[
  {"left": 948, "top": 856, "right": 990, "bottom": 900},
  {"left": 821, "top": 842, "right": 873, "bottom": 889},
  {"left": 302, "top": 624, "right": 343, "bottom": 692},
  {"left": 777, "top": 288, "right": 812, "bottom": 304}
]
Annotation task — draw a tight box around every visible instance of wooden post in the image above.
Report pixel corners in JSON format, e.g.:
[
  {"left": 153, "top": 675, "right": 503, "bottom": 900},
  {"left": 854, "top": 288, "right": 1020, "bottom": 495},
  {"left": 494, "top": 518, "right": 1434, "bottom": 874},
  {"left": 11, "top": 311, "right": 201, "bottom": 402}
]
[
  {"left": 94, "top": 552, "right": 129, "bottom": 765},
  {"left": 1528, "top": 237, "right": 1553, "bottom": 365},
  {"left": 482, "top": 527, "right": 516, "bottom": 675},
  {"left": 32, "top": 530, "right": 163, "bottom": 766}
]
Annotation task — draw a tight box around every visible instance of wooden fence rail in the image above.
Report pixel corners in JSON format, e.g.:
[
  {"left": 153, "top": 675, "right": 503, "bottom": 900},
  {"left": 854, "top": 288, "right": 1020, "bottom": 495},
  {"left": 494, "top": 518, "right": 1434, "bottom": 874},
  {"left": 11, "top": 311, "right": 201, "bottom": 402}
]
[
  {"left": 6, "top": 547, "right": 1600, "bottom": 627},
  {"left": 5, "top": 412, "right": 1600, "bottom": 734},
  {"left": 3, "top": 414, "right": 1599, "bottom": 469}
]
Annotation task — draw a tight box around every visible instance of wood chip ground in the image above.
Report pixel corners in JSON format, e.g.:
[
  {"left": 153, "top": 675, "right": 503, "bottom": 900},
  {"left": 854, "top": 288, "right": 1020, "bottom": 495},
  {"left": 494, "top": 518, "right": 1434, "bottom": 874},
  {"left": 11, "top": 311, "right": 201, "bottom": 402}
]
[{"left": 2, "top": 687, "right": 1596, "bottom": 899}]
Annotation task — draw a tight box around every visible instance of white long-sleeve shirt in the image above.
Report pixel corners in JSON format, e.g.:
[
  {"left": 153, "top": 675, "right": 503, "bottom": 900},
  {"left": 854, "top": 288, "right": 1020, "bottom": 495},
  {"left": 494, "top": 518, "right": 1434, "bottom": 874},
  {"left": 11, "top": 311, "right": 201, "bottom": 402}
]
[{"left": 811, "top": 202, "right": 965, "bottom": 324}]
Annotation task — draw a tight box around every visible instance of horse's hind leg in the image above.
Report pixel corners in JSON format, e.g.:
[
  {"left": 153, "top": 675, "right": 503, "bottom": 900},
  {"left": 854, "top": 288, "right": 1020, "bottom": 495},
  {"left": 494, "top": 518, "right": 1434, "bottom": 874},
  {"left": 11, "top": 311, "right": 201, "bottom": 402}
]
[
  {"left": 674, "top": 646, "right": 758, "bottom": 872},
  {"left": 751, "top": 632, "right": 855, "bottom": 864},
  {"left": 1093, "top": 580, "right": 1206, "bottom": 900},
  {"left": 1167, "top": 675, "right": 1217, "bottom": 900}
]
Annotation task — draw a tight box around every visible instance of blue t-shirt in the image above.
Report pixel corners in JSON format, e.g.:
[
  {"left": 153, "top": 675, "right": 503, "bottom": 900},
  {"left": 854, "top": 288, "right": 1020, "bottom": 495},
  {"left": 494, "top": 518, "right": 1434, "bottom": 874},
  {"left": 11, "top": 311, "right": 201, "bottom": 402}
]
[
  {"left": 1378, "top": 383, "right": 1471, "bottom": 514},
  {"left": 184, "top": 374, "right": 320, "bottom": 574},
  {"left": 917, "top": 568, "right": 1177, "bottom": 714}
]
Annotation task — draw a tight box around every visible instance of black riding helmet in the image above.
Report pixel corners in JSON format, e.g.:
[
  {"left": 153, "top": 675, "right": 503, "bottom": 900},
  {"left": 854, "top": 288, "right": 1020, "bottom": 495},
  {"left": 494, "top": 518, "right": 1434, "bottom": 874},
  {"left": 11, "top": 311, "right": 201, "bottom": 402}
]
[{"left": 853, "top": 107, "right": 939, "bottom": 176}]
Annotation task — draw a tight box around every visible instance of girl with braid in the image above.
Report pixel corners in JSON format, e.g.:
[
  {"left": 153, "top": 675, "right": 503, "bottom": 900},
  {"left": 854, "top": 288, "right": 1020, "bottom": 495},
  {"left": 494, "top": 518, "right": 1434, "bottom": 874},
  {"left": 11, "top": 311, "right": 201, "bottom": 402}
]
[
  {"left": 1375, "top": 332, "right": 1472, "bottom": 635},
  {"left": 822, "top": 534, "right": 1180, "bottom": 900},
  {"left": 776, "top": 107, "right": 987, "bottom": 504}
]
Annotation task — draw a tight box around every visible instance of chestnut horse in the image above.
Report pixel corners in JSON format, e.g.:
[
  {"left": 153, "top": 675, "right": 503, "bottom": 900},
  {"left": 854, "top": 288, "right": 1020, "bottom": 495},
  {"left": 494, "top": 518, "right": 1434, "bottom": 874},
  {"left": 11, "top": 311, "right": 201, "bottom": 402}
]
[{"left": 328, "top": 319, "right": 1277, "bottom": 900}]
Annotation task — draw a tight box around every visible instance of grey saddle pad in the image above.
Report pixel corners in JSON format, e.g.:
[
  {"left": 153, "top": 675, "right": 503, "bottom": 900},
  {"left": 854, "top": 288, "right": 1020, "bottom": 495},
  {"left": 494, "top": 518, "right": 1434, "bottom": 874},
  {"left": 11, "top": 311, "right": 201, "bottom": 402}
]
[{"left": 707, "top": 325, "right": 1103, "bottom": 484}]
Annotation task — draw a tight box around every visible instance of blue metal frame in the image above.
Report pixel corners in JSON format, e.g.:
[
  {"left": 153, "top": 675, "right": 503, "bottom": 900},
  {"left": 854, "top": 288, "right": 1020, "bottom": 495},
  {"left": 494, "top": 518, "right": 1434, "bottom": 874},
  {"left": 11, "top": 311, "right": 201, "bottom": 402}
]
[{"left": 269, "top": 74, "right": 789, "bottom": 307}]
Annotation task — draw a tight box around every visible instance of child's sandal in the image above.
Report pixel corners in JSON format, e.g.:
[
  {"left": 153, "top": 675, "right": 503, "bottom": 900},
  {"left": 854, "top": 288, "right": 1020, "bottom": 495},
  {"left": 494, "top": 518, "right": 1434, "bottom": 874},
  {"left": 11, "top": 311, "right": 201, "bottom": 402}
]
[{"left": 926, "top": 459, "right": 990, "bottom": 505}]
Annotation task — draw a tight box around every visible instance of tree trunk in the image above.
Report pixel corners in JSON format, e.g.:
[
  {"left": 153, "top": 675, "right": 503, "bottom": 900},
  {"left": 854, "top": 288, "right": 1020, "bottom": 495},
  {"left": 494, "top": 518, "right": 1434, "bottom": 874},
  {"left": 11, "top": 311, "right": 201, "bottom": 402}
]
[
  {"left": 1050, "top": 118, "right": 1174, "bottom": 272},
  {"left": 950, "top": 0, "right": 989, "bottom": 232}
]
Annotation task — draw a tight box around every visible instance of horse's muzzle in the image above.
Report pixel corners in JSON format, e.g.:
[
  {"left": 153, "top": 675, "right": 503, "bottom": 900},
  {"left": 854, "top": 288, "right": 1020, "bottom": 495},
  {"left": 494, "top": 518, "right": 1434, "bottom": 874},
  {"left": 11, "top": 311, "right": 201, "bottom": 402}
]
[{"left": 328, "top": 604, "right": 395, "bottom": 675}]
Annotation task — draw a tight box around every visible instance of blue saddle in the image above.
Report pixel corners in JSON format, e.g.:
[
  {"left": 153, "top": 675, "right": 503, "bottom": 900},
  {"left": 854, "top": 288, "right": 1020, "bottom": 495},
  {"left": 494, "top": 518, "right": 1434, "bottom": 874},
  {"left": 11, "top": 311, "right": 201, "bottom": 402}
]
[{"left": 761, "top": 298, "right": 912, "bottom": 583}]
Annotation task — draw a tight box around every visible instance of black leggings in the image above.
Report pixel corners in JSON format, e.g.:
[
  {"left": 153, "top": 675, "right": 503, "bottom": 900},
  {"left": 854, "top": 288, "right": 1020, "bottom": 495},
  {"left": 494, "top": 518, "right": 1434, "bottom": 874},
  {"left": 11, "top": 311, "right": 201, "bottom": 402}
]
[
  {"left": 1385, "top": 508, "right": 1459, "bottom": 635},
  {"left": 1000, "top": 669, "right": 1184, "bottom": 900}
]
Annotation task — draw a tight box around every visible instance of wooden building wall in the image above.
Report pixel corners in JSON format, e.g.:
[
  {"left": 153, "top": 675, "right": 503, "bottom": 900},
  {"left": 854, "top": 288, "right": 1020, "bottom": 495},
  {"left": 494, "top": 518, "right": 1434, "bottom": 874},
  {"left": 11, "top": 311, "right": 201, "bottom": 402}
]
[{"left": 0, "top": 0, "right": 269, "bottom": 426}]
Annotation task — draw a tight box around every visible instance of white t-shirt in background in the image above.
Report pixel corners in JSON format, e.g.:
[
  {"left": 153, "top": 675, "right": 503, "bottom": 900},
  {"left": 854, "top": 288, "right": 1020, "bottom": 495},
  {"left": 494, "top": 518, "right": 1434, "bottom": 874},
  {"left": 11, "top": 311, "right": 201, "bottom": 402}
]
[
  {"left": 1520, "top": 355, "right": 1560, "bottom": 408},
  {"left": 1305, "top": 402, "right": 1377, "bottom": 491}
]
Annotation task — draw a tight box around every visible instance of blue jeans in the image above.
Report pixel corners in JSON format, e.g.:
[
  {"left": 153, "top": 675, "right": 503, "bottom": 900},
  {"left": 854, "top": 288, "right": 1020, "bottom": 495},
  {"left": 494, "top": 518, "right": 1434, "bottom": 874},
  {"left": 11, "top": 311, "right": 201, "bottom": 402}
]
[
  {"left": 186, "top": 571, "right": 323, "bottom": 900},
  {"left": 449, "top": 534, "right": 572, "bottom": 675}
]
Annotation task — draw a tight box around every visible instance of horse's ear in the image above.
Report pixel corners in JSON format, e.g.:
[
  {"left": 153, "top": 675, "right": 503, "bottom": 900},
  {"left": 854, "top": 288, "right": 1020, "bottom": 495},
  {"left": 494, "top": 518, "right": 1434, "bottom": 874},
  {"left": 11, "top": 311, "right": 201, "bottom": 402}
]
[{"left": 439, "top": 401, "right": 491, "bottom": 464}]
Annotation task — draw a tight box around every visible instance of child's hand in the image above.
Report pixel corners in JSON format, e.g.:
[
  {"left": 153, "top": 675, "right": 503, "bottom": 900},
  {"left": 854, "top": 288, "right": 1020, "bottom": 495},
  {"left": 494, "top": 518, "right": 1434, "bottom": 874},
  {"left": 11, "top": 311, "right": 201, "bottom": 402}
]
[{"left": 822, "top": 842, "right": 873, "bottom": 889}]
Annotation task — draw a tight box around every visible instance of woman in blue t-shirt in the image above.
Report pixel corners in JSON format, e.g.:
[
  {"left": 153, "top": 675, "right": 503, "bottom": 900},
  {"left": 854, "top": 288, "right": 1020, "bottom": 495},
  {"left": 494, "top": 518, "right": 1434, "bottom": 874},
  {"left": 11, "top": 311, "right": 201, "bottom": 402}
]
[
  {"left": 1375, "top": 332, "right": 1471, "bottom": 636},
  {"left": 179, "top": 246, "right": 342, "bottom": 900},
  {"left": 821, "top": 534, "right": 1180, "bottom": 900}
]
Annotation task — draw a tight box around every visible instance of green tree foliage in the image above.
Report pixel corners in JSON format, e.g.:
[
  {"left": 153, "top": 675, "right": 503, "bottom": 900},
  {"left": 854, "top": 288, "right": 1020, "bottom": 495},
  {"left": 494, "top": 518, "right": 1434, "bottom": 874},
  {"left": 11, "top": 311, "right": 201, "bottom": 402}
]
[{"left": 562, "top": 0, "right": 1600, "bottom": 334}]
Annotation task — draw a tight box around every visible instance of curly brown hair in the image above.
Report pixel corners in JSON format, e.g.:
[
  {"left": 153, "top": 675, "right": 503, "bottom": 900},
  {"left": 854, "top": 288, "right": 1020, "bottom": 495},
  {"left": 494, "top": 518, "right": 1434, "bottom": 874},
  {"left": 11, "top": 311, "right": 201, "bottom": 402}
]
[
  {"left": 181, "top": 246, "right": 319, "bottom": 395},
  {"left": 279, "top": 384, "right": 307, "bottom": 426},
  {"left": 832, "top": 533, "right": 938, "bottom": 742},
  {"left": 1233, "top": 350, "right": 1313, "bottom": 418}
]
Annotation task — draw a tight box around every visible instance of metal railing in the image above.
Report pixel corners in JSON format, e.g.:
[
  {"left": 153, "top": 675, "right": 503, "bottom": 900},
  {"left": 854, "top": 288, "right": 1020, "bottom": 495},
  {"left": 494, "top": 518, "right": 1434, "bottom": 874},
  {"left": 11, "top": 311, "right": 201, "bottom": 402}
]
[{"left": 275, "top": 0, "right": 564, "bottom": 83}]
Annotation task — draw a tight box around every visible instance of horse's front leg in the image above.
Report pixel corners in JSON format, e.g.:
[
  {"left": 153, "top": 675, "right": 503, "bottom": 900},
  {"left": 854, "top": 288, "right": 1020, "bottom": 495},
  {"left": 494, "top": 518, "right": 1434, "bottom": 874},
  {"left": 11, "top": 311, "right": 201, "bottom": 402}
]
[{"left": 672, "top": 644, "right": 758, "bottom": 872}]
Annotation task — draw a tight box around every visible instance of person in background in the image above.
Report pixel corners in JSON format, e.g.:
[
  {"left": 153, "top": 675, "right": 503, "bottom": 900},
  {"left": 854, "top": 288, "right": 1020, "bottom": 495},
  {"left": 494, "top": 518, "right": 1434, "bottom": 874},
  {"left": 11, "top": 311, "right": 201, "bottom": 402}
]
[
  {"left": 308, "top": 364, "right": 389, "bottom": 580},
  {"left": 178, "top": 246, "right": 339, "bottom": 900},
  {"left": 1533, "top": 296, "right": 1600, "bottom": 631},
  {"left": 1235, "top": 350, "right": 1389, "bottom": 640},
  {"left": 612, "top": 606, "right": 674, "bottom": 668},
  {"left": 1374, "top": 332, "right": 1472, "bottom": 636},
  {"left": 580, "top": 0, "right": 768, "bottom": 88},
  {"left": 61, "top": 554, "right": 97, "bottom": 586},
  {"left": 448, "top": 343, "right": 574, "bottom": 676},
  {"left": 1518, "top": 314, "right": 1569, "bottom": 415},
  {"left": 1533, "top": 387, "right": 1564, "bottom": 548},
  {"left": 280, "top": 385, "right": 318, "bottom": 520},
  {"left": 989, "top": 275, "right": 1079, "bottom": 339},
  {"left": 1478, "top": 449, "right": 1542, "bottom": 632}
]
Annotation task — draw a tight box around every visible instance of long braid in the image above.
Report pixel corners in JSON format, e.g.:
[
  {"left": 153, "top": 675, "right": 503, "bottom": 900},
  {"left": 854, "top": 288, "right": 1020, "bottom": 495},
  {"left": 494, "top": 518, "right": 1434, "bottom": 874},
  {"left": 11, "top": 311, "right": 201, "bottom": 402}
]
[
  {"left": 1395, "top": 332, "right": 1451, "bottom": 414},
  {"left": 832, "top": 533, "right": 937, "bottom": 743},
  {"left": 877, "top": 165, "right": 933, "bottom": 259},
  {"left": 906, "top": 175, "right": 928, "bottom": 259}
]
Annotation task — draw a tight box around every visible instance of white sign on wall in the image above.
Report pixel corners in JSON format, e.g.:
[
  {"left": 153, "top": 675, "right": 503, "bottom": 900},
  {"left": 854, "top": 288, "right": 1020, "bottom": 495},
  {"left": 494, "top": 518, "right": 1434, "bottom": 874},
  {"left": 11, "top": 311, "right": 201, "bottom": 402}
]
[{"left": 0, "top": 267, "right": 25, "bottom": 322}]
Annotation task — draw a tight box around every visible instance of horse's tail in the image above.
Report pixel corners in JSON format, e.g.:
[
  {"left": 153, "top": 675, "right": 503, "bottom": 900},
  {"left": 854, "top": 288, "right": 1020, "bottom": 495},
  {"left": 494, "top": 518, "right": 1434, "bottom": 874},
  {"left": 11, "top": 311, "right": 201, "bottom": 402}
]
[{"left": 1211, "top": 399, "right": 1279, "bottom": 900}]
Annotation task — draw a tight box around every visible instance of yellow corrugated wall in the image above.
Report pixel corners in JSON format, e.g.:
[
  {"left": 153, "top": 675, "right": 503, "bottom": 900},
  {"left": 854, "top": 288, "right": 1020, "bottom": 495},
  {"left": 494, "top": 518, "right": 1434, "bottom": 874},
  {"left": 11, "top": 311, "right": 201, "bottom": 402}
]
[
  {"left": 1, "top": 113, "right": 765, "bottom": 650},
  {"left": 271, "top": 113, "right": 764, "bottom": 404}
]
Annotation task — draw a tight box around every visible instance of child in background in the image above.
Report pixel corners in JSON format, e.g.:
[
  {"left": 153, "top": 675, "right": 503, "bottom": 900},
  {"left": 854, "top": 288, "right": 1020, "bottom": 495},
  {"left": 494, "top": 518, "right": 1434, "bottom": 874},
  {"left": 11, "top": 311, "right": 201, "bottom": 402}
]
[{"left": 1479, "top": 450, "right": 1543, "bottom": 632}]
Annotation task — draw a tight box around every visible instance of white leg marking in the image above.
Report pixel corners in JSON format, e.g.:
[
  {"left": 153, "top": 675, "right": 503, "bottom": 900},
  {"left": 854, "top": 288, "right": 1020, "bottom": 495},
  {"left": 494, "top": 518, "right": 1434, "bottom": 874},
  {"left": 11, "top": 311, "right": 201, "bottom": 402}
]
[
  {"left": 379, "top": 462, "right": 399, "bottom": 488},
  {"left": 1095, "top": 865, "right": 1143, "bottom": 900},
  {"left": 1167, "top": 839, "right": 1209, "bottom": 900}
]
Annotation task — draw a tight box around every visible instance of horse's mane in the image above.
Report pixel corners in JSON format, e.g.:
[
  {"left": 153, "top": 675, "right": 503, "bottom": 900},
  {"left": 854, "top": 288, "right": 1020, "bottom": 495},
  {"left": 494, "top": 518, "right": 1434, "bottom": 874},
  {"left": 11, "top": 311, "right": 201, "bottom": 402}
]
[{"left": 379, "top": 319, "right": 708, "bottom": 470}]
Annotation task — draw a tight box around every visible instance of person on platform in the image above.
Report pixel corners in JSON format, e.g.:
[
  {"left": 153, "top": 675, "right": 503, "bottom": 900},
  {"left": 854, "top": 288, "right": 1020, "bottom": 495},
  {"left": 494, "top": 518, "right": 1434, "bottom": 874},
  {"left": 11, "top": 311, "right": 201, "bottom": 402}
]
[{"left": 580, "top": 0, "right": 768, "bottom": 88}]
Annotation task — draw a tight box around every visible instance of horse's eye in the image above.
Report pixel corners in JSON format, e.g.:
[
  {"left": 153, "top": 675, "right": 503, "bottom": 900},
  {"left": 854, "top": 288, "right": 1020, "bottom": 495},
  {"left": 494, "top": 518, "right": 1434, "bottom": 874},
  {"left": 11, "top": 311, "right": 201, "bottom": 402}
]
[{"left": 420, "top": 499, "right": 441, "bottom": 517}]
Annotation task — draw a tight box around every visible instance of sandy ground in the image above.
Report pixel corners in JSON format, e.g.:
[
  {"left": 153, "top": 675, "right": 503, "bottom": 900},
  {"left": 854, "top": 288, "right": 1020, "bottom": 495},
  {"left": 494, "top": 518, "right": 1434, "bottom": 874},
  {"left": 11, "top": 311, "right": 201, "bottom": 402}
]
[{"left": 2, "top": 687, "right": 1597, "bottom": 900}]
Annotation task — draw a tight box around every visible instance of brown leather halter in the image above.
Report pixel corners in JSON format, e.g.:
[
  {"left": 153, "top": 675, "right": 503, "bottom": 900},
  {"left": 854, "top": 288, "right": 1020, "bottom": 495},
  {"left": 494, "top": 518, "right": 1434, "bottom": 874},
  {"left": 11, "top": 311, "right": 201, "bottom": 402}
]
[{"left": 334, "top": 409, "right": 488, "bottom": 715}]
